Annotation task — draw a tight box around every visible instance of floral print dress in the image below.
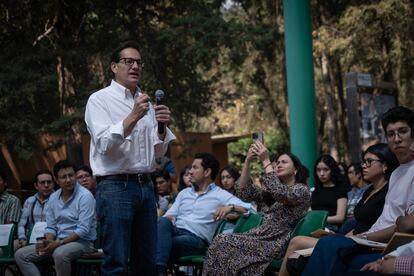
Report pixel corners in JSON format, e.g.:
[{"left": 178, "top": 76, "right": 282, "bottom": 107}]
[{"left": 202, "top": 172, "right": 310, "bottom": 276}]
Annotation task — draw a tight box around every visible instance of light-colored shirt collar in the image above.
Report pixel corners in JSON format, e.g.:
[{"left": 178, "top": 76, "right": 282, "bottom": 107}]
[
  {"left": 57, "top": 182, "right": 79, "bottom": 203},
  {"left": 35, "top": 192, "right": 51, "bottom": 204},
  {"left": 191, "top": 182, "right": 216, "bottom": 194},
  {"left": 110, "top": 79, "right": 141, "bottom": 100}
]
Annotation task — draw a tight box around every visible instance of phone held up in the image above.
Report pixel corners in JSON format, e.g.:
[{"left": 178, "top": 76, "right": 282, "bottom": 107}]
[{"left": 252, "top": 131, "right": 264, "bottom": 144}]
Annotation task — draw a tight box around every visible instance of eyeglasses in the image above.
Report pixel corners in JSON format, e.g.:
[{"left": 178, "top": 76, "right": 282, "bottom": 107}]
[
  {"left": 386, "top": 127, "right": 411, "bottom": 140},
  {"left": 77, "top": 174, "right": 91, "bottom": 180},
  {"left": 118, "top": 58, "right": 144, "bottom": 68},
  {"left": 361, "top": 158, "right": 383, "bottom": 167}
]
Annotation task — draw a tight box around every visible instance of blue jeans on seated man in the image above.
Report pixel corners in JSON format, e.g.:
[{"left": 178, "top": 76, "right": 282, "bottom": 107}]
[
  {"left": 302, "top": 234, "right": 382, "bottom": 276},
  {"left": 96, "top": 177, "right": 157, "bottom": 276},
  {"left": 156, "top": 217, "right": 208, "bottom": 267}
]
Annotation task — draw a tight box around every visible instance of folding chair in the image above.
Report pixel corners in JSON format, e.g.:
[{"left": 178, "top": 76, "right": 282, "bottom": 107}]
[
  {"left": 0, "top": 224, "right": 18, "bottom": 276},
  {"left": 270, "top": 210, "right": 329, "bottom": 270}
]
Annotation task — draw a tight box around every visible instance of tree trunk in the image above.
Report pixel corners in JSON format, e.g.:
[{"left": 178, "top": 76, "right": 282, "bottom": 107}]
[
  {"left": 1, "top": 144, "right": 21, "bottom": 196},
  {"left": 57, "top": 56, "right": 84, "bottom": 166},
  {"left": 333, "top": 57, "right": 349, "bottom": 162},
  {"left": 276, "top": 0, "right": 289, "bottom": 132},
  {"left": 321, "top": 51, "right": 338, "bottom": 160}
]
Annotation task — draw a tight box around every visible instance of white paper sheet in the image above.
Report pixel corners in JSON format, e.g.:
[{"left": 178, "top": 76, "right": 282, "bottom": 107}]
[
  {"left": 29, "top": 222, "right": 47, "bottom": 244},
  {"left": 0, "top": 224, "right": 14, "bottom": 246}
]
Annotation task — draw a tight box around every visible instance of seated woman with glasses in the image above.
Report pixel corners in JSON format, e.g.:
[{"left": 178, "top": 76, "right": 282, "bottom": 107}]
[{"left": 278, "top": 143, "right": 399, "bottom": 276}]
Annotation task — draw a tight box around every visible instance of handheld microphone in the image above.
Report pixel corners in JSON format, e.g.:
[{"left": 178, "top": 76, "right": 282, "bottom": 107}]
[{"left": 155, "top": 89, "right": 165, "bottom": 135}]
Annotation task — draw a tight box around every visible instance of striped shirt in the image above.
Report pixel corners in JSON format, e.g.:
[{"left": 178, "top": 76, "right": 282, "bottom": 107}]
[
  {"left": 0, "top": 191, "right": 21, "bottom": 224},
  {"left": 17, "top": 193, "right": 51, "bottom": 240}
]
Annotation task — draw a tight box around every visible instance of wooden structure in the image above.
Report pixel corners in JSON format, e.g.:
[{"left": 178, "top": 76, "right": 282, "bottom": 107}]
[
  {"left": 345, "top": 72, "right": 397, "bottom": 163},
  {"left": 0, "top": 132, "right": 249, "bottom": 199}
]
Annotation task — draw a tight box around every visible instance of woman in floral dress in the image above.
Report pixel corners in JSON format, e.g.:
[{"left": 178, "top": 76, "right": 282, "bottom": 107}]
[{"left": 202, "top": 141, "right": 311, "bottom": 275}]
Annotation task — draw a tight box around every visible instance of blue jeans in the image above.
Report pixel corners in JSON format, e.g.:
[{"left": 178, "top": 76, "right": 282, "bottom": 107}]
[
  {"left": 156, "top": 217, "right": 207, "bottom": 267},
  {"left": 96, "top": 177, "right": 157, "bottom": 276},
  {"left": 302, "top": 234, "right": 382, "bottom": 276}
]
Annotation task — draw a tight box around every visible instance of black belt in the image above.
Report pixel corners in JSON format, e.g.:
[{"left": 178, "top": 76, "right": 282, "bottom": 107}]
[{"left": 96, "top": 173, "right": 151, "bottom": 184}]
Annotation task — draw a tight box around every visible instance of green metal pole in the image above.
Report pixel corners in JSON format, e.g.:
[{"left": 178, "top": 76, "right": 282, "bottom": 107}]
[{"left": 283, "top": 0, "right": 317, "bottom": 186}]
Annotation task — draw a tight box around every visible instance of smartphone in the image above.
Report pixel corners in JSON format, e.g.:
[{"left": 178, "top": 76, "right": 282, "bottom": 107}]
[{"left": 252, "top": 131, "right": 264, "bottom": 143}]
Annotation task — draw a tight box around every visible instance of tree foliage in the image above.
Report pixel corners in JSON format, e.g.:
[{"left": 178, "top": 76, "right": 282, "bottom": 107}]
[{"left": 0, "top": 0, "right": 413, "bottom": 164}]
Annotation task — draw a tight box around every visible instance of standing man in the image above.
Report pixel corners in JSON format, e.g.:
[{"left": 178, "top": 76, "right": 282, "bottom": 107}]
[
  {"left": 0, "top": 171, "right": 21, "bottom": 224},
  {"left": 17, "top": 169, "right": 55, "bottom": 248},
  {"left": 85, "top": 41, "right": 175, "bottom": 275}
]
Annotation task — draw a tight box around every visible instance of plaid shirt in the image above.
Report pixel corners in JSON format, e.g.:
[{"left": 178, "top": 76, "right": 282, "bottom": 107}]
[
  {"left": 0, "top": 191, "right": 21, "bottom": 224},
  {"left": 395, "top": 255, "right": 414, "bottom": 275}
]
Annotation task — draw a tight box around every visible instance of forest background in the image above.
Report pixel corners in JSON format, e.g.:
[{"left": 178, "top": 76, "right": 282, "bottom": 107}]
[{"left": 1, "top": 0, "right": 413, "bottom": 171}]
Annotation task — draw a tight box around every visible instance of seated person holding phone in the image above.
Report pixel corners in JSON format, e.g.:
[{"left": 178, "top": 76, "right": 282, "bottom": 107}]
[
  {"left": 203, "top": 139, "right": 310, "bottom": 275},
  {"left": 15, "top": 160, "right": 96, "bottom": 276}
]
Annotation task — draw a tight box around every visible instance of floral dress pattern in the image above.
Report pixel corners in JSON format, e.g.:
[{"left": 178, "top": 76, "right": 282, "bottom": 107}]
[{"left": 202, "top": 172, "right": 310, "bottom": 276}]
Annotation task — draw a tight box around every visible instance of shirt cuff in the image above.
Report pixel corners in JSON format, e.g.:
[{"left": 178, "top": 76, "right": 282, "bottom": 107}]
[
  {"left": 110, "top": 121, "right": 129, "bottom": 140},
  {"left": 154, "top": 127, "right": 176, "bottom": 145},
  {"left": 394, "top": 256, "right": 414, "bottom": 275},
  {"left": 44, "top": 228, "right": 57, "bottom": 236}
]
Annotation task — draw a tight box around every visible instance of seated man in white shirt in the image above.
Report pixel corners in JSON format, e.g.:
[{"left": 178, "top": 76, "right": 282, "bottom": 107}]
[
  {"left": 155, "top": 153, "right": 255, "bottom": 275},
  {"left": 15, "top": 160, "right": 96, "bottom": 276}
]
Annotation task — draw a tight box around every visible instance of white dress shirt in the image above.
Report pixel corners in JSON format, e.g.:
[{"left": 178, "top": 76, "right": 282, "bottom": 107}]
[
  {"left": 389, "top": 240, "right": 414, "bottom": 257},
  {"left": 368, "top": 160, "right": 414, "bottom": 233},
  {"left": 85, "top": 80, "right": 176, "bottom": 176}
]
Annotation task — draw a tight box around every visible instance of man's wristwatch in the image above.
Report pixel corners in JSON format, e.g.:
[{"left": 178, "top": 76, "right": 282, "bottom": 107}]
[
  {"left": 230, "top": 204, "right": 235, "bottom": 212},
  {"left": 360, "top": 233, "right": 368, "bottom": 240}
]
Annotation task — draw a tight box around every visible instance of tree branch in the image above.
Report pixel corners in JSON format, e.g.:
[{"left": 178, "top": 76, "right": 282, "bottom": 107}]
[{"left": 33, "top": 16, "right": 58, "bottom": 46}]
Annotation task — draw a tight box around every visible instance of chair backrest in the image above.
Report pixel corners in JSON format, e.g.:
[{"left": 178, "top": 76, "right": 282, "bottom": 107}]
[
  {"left": 233, "top": 213, "right": 263, "bottom": 233},
  {"left": 290, "top": 217, "right": 305, "bottom": 237},
  {"left": 213, "top": 219, "right": 228, "bottom": 238},
  {"left": 294, "top": 210, "right": 328, "bottom": 237},
  {"left": 0, "top": 224, "right": 16, "bottom": 258}
]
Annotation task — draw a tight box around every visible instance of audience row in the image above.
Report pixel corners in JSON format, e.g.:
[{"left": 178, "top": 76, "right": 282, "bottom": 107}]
[{"left": 0, "top": 105, "right": 413, "bottom": 276}]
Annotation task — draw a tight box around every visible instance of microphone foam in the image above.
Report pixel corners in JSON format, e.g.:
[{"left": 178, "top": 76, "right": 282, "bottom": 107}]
[{"left": 155, "top": 90, "right": 164, "bottom": 99}]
